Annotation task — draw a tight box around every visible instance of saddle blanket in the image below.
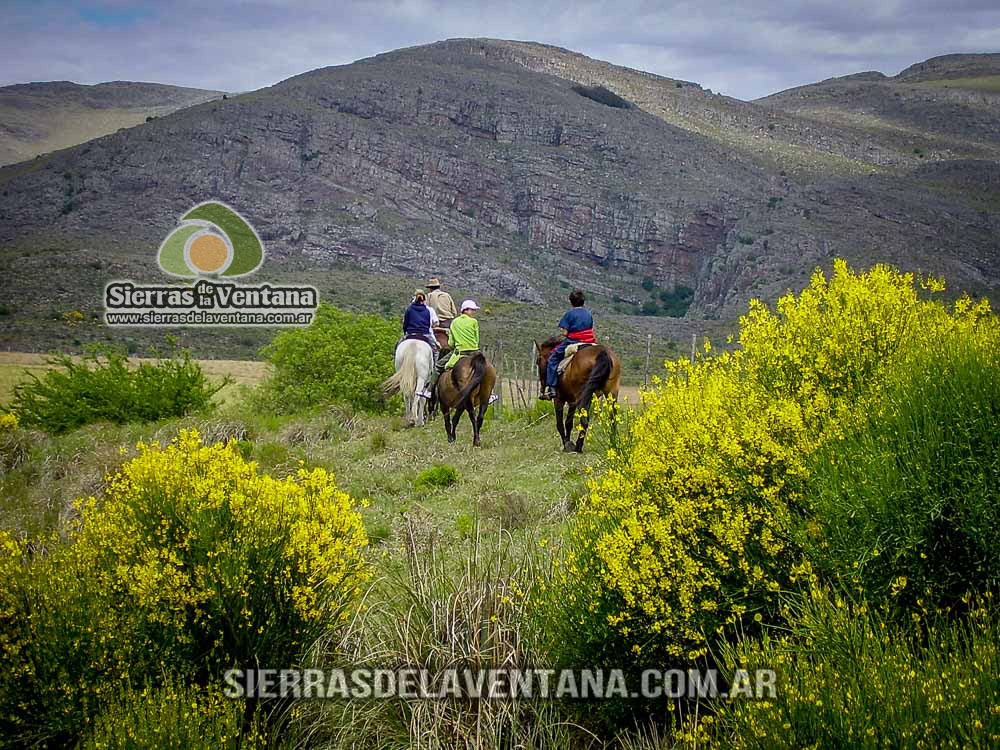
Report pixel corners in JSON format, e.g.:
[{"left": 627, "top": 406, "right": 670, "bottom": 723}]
[{"left": 557, "top": 343, "right": 592, "bottom": 374}]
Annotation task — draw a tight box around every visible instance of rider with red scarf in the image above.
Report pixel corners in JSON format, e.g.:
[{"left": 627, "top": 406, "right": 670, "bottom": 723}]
[{"left": 540, "top": 289, "right": 596, "bottom": 400}]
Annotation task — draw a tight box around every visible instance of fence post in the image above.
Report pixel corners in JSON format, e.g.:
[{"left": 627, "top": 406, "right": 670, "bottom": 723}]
[
  {"left": 691, "top": 332, "right": 696, "bottom": 364},
  {"left": 643, "top": 333, "right": 652, "bottom": 387},
  {"left": 495, "top": 338, "right": 503, "bottom": 417}
]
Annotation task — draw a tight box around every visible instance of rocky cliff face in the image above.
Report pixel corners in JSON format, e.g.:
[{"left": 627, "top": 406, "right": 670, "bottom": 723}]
[{"left": 0, "top": 40, "right": 998, "bottom": 327}]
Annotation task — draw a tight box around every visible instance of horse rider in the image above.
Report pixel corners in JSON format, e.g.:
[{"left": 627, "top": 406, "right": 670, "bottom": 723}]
[
  {"left": 426, "top": 277, "right": 458, "bottom": 327},
  {"left": 420, "top": 298, "right": 480, "bottom": 399},
  {"left": 445, "top": 299, "right": 481, "bottom": 368},
  {"left": 402, "top": 290, "right": 438, "bottom": 355},
  {"left": 539, "top": 289, "right": 596, "bottom": 400}
]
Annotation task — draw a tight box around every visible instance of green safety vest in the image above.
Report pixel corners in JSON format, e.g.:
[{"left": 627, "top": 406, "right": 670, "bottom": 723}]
[{"left": 445, "top": 314, "right": 480, "bottom": 368}]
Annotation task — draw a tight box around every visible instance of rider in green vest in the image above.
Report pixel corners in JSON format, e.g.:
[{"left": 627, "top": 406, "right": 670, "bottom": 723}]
[
  {"left": 445, "top": 300, "right": 481, "bottom": 368},
  {"left": 419, "top": 299, "right": 481, "bottom": 399}
]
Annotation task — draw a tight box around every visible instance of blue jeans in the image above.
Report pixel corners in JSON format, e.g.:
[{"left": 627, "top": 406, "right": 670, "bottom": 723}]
[{"left": 546, "top": 340, "right": 571, "bottom": 387}]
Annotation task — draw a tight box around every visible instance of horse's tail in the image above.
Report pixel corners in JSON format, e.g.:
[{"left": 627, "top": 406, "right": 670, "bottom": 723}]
[
  {"left": 382, "top": 344, "right": 420, "bottom": 398},
  {"left": 575, "top": 348, "right": 613, "bottom": 412},
  {"left": 455, "top": 352, "right": 487, "bottom": 409}
]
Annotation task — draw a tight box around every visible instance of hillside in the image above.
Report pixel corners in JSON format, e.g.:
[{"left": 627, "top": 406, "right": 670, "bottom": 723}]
[
  {"left": 0, "top": 80, "right": 224, "bottom": 167},
  {"left": 758, "top": 53, "right": 1000, "bottom": 165},
  {"left": 0, "top": 40, "right": 998, "bottom": 358}
]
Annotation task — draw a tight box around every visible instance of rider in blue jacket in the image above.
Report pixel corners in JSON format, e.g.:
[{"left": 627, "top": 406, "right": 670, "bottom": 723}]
[{"left": 402, "top": 290, "right": 437, "bottom": 352}]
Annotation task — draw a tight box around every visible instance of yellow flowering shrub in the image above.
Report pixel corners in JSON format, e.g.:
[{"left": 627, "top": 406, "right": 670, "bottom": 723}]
[
  {"left": 546, "top": 259, "right": 994, "bottom": 672},
  {"left": 552, "top": 358, "right": 812, "bottom": 666},
  {"left": 0, "top": 412, "right": 18, "bottom": 431},
  {"left": 0, "top": 430, "right": 369, "bottom": 746},
  {"left": 69, "top": 429, "right": 369, "bottom": 667}
]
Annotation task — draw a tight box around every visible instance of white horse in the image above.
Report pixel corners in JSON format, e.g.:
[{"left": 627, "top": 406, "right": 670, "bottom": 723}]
[{"left": 382, "top": 338, "right": 434, "bottom": 426}]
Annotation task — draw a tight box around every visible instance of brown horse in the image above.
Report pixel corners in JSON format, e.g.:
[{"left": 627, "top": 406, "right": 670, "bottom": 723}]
[
  {"left": 534, "top": 337, "right": 621, "bottom": 452},
  {"left": 433, "top": 327, "right": 451, "bottom": 354},
  {"left": 435, "top": 352, "right": 497, "bottom": 447}
]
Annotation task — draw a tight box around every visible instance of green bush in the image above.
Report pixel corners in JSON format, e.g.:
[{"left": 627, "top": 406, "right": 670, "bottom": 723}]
[
  {"left": 415, "top": 464, "right": 458, "bottom": 489},
  {"left": 701, "top": 589, "right": 1000, "bottom": 748},
  {"left": 80, "top": 677, "right": 267, "bottom": 750},
  {"left": 571, "top": 84, "right": 634, "bottom": 109},
  {"left": 261, "top": 304, "right": 398, "bottom": 413},
  {"left": 659, "top": 285, "right": 694, "bottom": 316},
  {"left": 802, "top": 331, "right": 1000, "bottom": 611},
  {"left": 10, "top": 348, "right": 224, "bottom": 433}
]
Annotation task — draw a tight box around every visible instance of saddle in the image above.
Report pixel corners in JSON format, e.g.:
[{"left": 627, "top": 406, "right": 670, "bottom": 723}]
[
  {"left": 557, "top": 343, "right": 592, "bottom": 375},
  {"left": 396, "top": 333, "right": 433, "bottom": 355}
]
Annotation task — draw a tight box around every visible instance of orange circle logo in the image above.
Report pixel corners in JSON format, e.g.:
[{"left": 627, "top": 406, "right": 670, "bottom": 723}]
[{"left": 188, "top": 234, "right": 229, "bottom": 273}]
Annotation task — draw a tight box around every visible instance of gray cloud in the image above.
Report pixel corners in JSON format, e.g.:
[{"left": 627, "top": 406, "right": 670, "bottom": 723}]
[{"left": 2, "top": 1, "right": 999, "bottom": 99}]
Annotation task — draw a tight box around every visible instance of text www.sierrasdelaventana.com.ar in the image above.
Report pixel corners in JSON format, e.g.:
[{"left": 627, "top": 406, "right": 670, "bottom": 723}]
[{"left": 224, "top": 667, "right": 777, "bottom": 700}]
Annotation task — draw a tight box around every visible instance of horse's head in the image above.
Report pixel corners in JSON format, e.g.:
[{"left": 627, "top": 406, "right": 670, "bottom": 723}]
[{"left": 533, "top": 337, "right": 561, "bottom": 386}]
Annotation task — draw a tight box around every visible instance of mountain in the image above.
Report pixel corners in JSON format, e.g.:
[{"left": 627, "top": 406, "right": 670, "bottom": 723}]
[
  {"left": 757, "top": 53, "right": 1000, "bottom": 165},
  {"left": 0, "top": 81, "right": 224, "bottom": 167},
  {"left": 0, "top": 40, "right": 997, "bottom": 357}
]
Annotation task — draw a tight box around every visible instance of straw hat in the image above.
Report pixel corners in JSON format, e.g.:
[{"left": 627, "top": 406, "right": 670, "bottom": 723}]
[{"left": 426, "top": 277, "right": 442, "bottom": 288}]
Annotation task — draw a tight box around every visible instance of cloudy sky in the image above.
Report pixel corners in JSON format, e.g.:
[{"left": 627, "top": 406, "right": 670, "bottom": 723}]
[{"left": 4, "top": 0, "right": 1000, "bottom": 100}]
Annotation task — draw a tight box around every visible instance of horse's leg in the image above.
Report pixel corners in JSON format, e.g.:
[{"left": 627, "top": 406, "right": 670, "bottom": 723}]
[
  {"left": 476, "top": 394, "right": 489, "bottom": 430},
  {"left": 449, "top": 408, "right": 463, "bottom": 443},
  {"left": 404, "top": 392, "right": 415, "bottom": 427},
  {"left": 563, "top": 404, "right": 577, "bottom": 452},
  {"left": 606, "top": 389, "right": 620, "bottom": 442},
  {"left": 414, "top": 375, "right": 427, "bottom": 426},
  {"left": 467, "top": 397, "right": 480, "bottom": 447},
  {"left": 442, "top": 405, "right": 454, "bottom": 442},
  {"left": 554, "top": 399, "right": 567, "bottom": 449}
]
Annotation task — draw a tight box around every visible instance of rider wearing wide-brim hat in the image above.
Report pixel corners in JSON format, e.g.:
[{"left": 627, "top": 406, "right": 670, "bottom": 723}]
[{"left": 425, "top": 277, "right": 458, "bottom": 327}]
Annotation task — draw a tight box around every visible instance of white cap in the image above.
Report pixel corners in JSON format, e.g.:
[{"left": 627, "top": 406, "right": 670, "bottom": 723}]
[{"left": 460, "top": 299, "right": 480, "bottom": 311}]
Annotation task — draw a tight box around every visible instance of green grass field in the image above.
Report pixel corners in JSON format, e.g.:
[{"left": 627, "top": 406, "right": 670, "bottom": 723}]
[
  {"left": 919, "top": 75, "right": 1000, "bottom": 93},
  {"left": 0, "top": 352, "right": 613, "bottom": 543}
]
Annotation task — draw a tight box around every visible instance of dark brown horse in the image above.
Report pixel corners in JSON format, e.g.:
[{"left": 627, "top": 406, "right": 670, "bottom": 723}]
[
  {"left": 435, "top": 352, "right": 497, "bottom": 447},
  {"left": 534, "top": 338, "right": 621, "bottom": 452}
]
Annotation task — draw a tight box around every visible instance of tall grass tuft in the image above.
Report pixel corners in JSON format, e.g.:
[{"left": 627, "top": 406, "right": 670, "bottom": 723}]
[{"left": 288, "top": 521, "right": 589, "bottom": 749}]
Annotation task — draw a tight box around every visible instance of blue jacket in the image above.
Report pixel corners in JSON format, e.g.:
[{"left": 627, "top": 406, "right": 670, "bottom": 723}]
[{"left": 403, "top": 301, "right": 431, "bottom": 336}]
